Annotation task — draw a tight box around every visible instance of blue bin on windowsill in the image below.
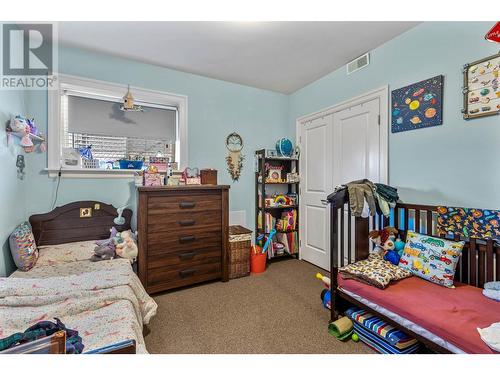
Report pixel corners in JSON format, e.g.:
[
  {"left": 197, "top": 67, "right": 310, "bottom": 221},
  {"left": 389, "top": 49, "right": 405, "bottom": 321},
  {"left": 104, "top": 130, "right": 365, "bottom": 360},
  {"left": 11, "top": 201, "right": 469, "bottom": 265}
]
[{"left": 119, "top": 160, "right": 144, "bottom": 170}]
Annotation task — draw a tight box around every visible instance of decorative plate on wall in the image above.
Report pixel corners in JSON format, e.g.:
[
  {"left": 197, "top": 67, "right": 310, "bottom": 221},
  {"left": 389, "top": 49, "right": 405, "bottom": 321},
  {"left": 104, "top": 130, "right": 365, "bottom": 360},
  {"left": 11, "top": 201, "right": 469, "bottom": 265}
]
[{"left": 391, "top": 75, "right": 444, "bottom": 133}]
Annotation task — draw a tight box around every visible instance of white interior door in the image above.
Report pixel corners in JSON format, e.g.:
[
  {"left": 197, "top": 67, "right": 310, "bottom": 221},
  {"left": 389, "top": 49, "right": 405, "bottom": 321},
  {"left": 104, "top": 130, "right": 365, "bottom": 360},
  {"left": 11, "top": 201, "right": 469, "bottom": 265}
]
[
  {"left": 332, "top": 98, "right": 381, "bottom": 186},
  {"left": 299, "top": 94, "right": 385, "bottom": 270},
  {"left": 299, "top": 115, "right": 333, "bottom": 270}
]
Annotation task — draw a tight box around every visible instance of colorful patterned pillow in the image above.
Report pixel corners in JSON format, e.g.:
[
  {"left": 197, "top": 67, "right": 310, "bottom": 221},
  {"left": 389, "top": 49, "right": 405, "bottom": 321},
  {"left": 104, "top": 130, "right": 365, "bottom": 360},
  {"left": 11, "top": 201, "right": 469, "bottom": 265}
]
[
  {"left": 398, "top": 230, "right": 464, "bottom": 288},
  {"left": 340, "top": 253, "right": 412, "bottom": 289},
  {"left": 9, "top": 222, "right": 38, "bottom": 271}
]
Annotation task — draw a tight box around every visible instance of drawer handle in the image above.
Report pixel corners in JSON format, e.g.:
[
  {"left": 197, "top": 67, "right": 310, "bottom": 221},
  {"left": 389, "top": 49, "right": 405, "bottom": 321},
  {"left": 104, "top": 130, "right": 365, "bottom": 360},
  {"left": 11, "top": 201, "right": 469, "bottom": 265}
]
[
  {"left": 179, "top": 269, "right": 195, "bottom": 278},
  {"left": 179, "top": 235, "right": 196, "bottom": 243},
  {"left": 179, "top": 202, "right": 196, "bottom": 209},
  {"left": 179, "top": 219, "right": 195, "bottom": 226},
  {"left": 179, "top": 251, "right": 196, "bottom": 260}
]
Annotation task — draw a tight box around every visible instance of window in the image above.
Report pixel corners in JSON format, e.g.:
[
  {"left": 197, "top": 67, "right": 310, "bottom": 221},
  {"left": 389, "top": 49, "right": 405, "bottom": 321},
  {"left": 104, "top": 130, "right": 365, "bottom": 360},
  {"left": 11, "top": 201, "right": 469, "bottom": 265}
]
[{"left": 48, "top": 75, "right": 187, "bottom": 177}]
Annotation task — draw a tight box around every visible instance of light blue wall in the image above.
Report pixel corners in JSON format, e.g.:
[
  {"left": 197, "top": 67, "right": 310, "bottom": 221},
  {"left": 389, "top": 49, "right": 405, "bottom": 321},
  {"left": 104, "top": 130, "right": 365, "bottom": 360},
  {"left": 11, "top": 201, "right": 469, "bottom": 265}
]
[
  {"left": 289, "top": 22, "right": 500, "bottom": 209},
  {"left": 0, "top": 94, "right": 29, "bottom": 276},
  {"left": 2, "top": 22, "right": 498, "bottom": 275},
  {"left": 25, "top": 46, "right": 289, "bottom": 240}
]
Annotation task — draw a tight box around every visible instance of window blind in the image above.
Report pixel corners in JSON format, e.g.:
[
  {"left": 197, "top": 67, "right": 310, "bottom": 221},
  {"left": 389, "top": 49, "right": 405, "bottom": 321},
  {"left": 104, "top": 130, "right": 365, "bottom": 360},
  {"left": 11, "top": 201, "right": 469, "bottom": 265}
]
[{"left": 67, "top": 94, "right": 177, "bottom": 141}]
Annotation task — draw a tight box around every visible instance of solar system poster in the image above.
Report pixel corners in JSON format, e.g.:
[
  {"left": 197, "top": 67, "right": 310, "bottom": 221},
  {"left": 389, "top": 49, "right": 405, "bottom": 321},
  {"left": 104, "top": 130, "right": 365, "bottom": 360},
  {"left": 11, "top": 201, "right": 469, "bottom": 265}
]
[{"left": 391, "top": 75, "right": 444, "bottom": 133}]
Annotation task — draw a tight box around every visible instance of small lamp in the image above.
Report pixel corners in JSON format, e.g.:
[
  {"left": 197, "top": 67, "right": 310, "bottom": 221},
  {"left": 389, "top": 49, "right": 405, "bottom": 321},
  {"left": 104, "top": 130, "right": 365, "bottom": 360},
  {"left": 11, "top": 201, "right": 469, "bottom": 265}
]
[{"left": 114, "top": 206, "right": 128, "bottom": 225}]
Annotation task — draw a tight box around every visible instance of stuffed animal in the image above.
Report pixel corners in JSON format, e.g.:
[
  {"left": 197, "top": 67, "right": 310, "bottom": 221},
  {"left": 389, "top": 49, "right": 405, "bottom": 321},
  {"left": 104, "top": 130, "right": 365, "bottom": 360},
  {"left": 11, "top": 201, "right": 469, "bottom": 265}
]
[
  {"left": 368, "top": 226, "right": 401, "bottom": 265},
  {"left": 114, "top": 230, "right": 138, "bottom": 263},
  {"left": 90, "top": 227, "right": 118, "bottom": 262},
  {"left": 90, "top": 244, "right": 116, "bottom": 262}
]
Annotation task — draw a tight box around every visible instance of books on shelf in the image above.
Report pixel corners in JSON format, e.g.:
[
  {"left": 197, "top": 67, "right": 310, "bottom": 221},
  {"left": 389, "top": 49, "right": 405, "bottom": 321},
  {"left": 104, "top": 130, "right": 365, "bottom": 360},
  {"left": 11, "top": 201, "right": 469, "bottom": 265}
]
[
  {"left": 257, "top": 208, "right": 299, "bottom": 258},
  {"left": 258, "top": 210, "right": 276, "bottom": 233}
]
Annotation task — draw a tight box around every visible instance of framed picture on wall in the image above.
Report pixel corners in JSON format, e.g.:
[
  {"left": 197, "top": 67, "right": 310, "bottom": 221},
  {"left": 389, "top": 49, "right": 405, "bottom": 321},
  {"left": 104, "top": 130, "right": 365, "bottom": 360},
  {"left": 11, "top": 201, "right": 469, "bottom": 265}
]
[
  {"left": 391, "top": 75, "right": 444, "bottom": 133},
  {"left": 462, "top": 52, "right": 500, "bottom": 120}
]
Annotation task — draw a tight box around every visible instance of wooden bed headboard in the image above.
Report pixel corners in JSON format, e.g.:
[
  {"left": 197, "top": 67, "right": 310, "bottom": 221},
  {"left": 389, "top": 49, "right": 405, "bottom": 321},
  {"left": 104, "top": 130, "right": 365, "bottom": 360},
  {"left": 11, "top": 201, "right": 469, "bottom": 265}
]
[
  {"left": 29, "top": 201, "right": 132, "bottom": 246},
  {"left": 329, "top": 194, "right": 499, "bottom": 290}
]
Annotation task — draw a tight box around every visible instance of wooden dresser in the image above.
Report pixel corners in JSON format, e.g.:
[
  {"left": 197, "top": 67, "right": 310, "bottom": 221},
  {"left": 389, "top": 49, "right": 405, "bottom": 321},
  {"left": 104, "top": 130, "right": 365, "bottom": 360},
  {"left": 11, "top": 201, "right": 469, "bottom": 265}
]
[{"left": 137, "top": 185, "right": 230, "bottom": 294}]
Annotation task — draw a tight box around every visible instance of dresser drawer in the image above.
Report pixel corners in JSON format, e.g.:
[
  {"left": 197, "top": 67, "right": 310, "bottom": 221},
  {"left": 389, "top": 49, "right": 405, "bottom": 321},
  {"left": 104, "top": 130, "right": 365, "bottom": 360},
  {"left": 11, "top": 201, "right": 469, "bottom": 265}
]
[
  {"left": 147, "top": 260, "right": 221, "bottom": 287},
  {"left": 147, "top": 209, "right": 221, "bottom": 234},
  {"left": 148, "top": 193, "right": 221, "bottom": 215},
  {"left": 147, "top": 228, "right": 222, "bottom": 255},
  {"left": 147, "top": 247, "right": 221, "bottom": 270}
]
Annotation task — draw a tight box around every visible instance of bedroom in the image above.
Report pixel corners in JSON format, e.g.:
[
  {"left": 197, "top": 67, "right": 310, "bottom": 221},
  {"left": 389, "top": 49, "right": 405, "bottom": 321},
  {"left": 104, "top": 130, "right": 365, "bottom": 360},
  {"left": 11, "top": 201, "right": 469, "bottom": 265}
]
[{"left": 1, "top": 0, "right": 499, "bottom": 373}]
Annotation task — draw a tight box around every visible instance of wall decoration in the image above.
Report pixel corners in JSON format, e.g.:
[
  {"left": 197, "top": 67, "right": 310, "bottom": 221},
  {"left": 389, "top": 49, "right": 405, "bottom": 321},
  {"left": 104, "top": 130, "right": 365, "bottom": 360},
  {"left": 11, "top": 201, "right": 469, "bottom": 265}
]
[
  {"left": 391, "top": 75, "right": 444, "bottom": 133},
  {"left": 485, "top": 22, "right": 500, "bottom": 43},
  {"left": 225, "top": 132, "right": 244, "bottom": 182},
  {"left": 462, "top": 52, "right": 500, "bottom": 120},
  {"left": 6, "top": 115, "right": 46, "bottom": 153}
]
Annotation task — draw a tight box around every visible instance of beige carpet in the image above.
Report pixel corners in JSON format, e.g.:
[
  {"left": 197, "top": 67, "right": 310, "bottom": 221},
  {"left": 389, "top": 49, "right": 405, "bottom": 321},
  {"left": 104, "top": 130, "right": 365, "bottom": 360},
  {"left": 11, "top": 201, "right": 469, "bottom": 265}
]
[{"left": 144, "top": 258, "right": 373, "bottom": 354}]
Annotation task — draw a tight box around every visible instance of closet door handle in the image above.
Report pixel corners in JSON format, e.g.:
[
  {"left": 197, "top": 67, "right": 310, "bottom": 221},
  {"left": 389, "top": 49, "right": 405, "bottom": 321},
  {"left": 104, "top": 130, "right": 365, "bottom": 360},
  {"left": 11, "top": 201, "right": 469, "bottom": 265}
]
[
  {"left": 179, "top": 219, "right": 195, "bottom": 226},
  {"left": 179, "top": 235, "right": 196, "bottom": 243},
  {"left": 179, "top": 251, "right": 196, "bottom": 261},
  {"left": 179, "top": 269, "right": 196, "bottom": 278},
  {"left": 321, "top": 199, "right": 329, "bottom": 206},
  {"left": 179, "top": 201, "right": 196, "bottom": 209}
]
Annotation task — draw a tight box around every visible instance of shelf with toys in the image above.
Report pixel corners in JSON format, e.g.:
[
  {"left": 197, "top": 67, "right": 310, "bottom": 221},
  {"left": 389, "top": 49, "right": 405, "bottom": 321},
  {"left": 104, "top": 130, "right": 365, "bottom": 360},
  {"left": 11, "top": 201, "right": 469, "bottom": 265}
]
[{"left": 255, "top": 145, "right": 300, "bottom": 260}]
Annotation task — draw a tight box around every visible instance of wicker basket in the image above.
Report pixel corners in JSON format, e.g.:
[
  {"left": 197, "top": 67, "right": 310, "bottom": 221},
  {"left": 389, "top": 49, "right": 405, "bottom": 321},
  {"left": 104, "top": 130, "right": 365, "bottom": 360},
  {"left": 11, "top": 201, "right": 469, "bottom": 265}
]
[{"left": 228, "top": 225, "right": 252, "bottom": 279}]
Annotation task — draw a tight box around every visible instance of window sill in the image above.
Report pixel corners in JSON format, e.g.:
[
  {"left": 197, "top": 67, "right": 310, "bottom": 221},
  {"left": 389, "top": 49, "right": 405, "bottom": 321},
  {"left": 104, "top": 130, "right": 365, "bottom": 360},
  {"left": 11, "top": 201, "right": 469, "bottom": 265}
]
[{"left": 45, "top": 168, "right": 141, "bottom": 179}]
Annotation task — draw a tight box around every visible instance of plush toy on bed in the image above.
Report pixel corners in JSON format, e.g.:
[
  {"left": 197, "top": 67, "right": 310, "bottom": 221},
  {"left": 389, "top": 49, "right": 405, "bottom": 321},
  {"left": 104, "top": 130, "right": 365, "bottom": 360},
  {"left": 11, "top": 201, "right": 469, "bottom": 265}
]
[
  {"left": 368, "top": 226, "right": 402, "bottom": 265},
  {"left": 114, "top": 230, "right": 138, "bottom": 263},
  {"left": 90, "top": 227, "right": 118, "bottom": 262}
]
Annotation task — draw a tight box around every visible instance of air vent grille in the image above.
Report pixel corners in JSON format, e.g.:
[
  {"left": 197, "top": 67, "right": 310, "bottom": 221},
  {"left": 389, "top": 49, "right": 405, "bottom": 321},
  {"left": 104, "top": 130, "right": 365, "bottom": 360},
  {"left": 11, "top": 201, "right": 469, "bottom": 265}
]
[{"left": 347, "top": 53, "right": 370, "bottom": 75}]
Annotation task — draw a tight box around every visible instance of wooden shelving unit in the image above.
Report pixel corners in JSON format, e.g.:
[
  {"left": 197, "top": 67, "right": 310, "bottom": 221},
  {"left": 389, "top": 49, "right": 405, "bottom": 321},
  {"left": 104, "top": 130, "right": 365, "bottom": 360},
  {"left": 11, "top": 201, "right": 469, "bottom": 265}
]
[{"left": 255, "top": 149, "right": 299, "bottom": 259}]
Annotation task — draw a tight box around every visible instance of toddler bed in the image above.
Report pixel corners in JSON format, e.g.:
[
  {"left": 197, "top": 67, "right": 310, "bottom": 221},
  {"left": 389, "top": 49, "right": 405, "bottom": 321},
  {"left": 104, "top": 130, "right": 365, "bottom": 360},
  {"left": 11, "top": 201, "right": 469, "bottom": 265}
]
[
  {"left": 328, "top": 195, "right": 500, "bottom": 354},
  {"left": 0, "top": 201, "right": 157, "bottom": 354}
]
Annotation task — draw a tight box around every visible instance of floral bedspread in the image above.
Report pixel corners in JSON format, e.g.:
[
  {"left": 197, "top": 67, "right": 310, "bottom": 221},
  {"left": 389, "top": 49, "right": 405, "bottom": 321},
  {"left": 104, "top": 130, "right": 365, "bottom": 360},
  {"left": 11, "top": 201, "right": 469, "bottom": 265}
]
[{"left": 1, "top": 259, "right": 157, "bottom": 353}]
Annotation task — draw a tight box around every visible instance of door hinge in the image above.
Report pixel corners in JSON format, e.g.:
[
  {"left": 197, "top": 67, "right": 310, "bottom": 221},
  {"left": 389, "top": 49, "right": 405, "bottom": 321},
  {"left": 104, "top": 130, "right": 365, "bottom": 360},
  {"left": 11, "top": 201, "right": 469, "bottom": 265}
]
[{"left": 377, "top": 115, "right": 381, "bottom": 125}]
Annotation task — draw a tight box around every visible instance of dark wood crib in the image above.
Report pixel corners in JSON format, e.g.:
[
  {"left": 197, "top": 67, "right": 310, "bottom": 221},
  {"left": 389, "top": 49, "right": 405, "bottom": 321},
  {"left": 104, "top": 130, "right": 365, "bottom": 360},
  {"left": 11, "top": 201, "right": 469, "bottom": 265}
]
[{"left": 328, "top": 192, "right": 499, "bottom": 353}]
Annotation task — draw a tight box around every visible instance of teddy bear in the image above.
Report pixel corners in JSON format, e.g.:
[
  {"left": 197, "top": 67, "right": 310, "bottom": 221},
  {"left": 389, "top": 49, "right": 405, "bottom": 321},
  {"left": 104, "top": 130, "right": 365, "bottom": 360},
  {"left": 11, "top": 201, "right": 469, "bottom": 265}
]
[
  {"left": 114, "top": 230, "right": 138, "bottom": 263},
  {"left": 368, "top": 226, "right": 403, "bottom": 265}
]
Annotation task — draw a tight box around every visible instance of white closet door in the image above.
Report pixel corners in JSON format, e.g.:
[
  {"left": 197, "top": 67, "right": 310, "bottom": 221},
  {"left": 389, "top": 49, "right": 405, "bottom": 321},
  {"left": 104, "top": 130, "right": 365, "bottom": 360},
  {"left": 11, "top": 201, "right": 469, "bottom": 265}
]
[
  {"left": 332, "top": 98, "right": 381, "bottom": 186},
  {"left": 299, "top": 96, "right": 382, "bottom": 270}
]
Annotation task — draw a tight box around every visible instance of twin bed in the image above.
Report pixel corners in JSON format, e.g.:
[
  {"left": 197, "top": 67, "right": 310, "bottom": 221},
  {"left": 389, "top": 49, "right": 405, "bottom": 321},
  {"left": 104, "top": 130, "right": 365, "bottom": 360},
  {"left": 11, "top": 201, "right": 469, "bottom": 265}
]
[
  {"left": 0, "top": 201, "right": 157, "bottom": 354},
  {"left": 328, "top": 195, "right": 500, "bottom": 354}
]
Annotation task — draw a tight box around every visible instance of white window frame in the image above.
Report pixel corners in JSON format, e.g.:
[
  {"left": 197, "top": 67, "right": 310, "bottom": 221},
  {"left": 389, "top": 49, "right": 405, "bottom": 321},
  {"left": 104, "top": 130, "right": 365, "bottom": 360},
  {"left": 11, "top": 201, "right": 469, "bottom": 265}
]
[{"left": 47, "top": 74, "right": 188, "bottom": 178}]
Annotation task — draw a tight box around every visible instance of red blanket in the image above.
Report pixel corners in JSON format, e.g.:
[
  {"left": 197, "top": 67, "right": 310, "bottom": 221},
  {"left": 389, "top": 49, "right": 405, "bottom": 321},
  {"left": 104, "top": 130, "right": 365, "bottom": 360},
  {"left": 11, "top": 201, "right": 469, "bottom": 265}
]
[{"left": 339, "top": 275, "right": 500, "bottom": 354}]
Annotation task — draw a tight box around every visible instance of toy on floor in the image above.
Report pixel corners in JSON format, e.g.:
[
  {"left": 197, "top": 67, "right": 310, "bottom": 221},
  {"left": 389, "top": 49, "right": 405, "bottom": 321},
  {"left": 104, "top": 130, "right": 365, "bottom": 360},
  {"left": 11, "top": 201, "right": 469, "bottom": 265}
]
[
  {"left": 483, "top": 281, "right": 500, "bottom": 302},
  {"left": 328, "top": 316, "right": 354, "bottom": 341},
  {"left": 368, "top": 226, "right": 402, "bottom": 265},
  {"left": 316, "top": 272, "right": 332, "bottom": 310}
]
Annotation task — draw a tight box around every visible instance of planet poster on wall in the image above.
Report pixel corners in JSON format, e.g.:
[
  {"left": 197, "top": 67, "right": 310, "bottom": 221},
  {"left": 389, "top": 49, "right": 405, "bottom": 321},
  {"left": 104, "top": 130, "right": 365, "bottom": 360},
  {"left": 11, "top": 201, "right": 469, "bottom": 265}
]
[{"left": 391, "top": 75, "right": 444, "bottom": 133}]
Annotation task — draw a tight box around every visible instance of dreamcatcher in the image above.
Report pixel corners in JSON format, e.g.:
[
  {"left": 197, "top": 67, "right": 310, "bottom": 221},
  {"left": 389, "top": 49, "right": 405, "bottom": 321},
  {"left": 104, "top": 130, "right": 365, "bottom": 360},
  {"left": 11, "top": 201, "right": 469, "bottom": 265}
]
[{"left": 225, "top": 132, "right": 244, "bottom": 181}]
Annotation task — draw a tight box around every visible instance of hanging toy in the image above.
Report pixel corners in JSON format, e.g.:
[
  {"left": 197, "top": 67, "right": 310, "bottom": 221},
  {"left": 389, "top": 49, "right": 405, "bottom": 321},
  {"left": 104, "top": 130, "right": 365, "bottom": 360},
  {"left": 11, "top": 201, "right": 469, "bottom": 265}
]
[
  {"left": 10, "top": 115, "right": 28, "bottom": 133},
  {"left": 225, "top": 132, "right": 244, "bottom": 181},
  {"left": 79, "top": 145, "right": 93, "bottom": 160},
  {"left": 20, "top": 127, "right": 34, "bottom": 152},
  {"left": 39, "top": 141, "right": 47, "bottom": 153}
]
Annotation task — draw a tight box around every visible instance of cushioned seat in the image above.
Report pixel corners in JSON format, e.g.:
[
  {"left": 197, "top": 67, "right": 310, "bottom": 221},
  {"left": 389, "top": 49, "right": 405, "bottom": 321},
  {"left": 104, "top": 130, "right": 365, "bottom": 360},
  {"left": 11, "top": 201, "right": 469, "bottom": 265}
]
[{"left": 338, "top": 275, "right": 500, "bottom": 354}]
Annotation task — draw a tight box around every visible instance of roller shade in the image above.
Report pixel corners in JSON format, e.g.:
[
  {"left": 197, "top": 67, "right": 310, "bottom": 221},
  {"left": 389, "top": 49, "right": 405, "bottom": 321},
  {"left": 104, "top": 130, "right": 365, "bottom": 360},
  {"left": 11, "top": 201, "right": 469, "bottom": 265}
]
[{"left": 67, "top": 94, "right": 177, "bottom": 141}]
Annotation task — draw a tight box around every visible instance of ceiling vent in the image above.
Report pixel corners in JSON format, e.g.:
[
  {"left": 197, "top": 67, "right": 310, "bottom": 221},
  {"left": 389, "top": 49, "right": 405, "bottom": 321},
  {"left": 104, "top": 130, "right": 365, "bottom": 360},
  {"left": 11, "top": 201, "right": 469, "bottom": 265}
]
[{"left": 346, "top": 53, "right": 370, "bottom": 75}]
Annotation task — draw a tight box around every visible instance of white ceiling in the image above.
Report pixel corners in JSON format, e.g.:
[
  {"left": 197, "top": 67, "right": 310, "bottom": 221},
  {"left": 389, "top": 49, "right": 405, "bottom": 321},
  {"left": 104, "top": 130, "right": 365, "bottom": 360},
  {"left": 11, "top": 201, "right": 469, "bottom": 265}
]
[{"left": 56, "top": 22, "right": 420, "bottom": 94}]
